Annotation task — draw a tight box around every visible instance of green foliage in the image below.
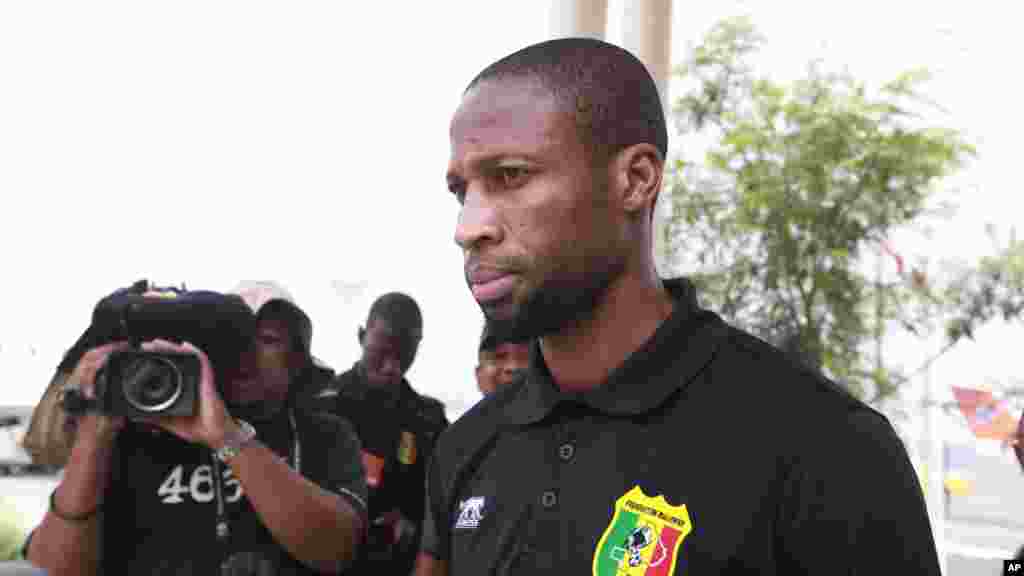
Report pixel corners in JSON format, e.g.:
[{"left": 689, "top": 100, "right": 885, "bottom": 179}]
[
  {"left": 0, "top": 498, "right": 27, "bottom": 561},
  {"left": 943, "top": 228, "right": 1024, "bottom": 343},
  {"left": 665, "top": 17, "right": 975, "bottom": 402}
]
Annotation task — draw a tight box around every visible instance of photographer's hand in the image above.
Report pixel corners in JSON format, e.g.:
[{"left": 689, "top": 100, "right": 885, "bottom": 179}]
[
  {"left": 139, "top": 342, "right": 362, "bottom": 572},
  {"left": 27, "top": 341, "right": 129, "bottom": 576},
  {"left": 139, "top": 339, "right": 236, "bottom": 448},
  {"left": 70, "top": 342, "right": 130, "bottom": 445}
]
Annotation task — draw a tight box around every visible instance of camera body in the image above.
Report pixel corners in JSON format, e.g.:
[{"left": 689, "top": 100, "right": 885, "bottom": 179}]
[
  {"left": 95, "top": 350, "right": 201, "bottom": 418},
  {"left": 59, "top": 281, "right": 257, "bottom": 418}
]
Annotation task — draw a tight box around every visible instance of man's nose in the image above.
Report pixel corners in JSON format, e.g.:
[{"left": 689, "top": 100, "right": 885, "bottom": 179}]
[{"left": 454, "top": 185, "right": 502, "bottom": 251}]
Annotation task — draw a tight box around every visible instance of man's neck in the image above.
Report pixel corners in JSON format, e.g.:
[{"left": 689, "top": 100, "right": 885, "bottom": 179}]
[{"left": 540, "top": 271, "right": 674, "bottom": 393}]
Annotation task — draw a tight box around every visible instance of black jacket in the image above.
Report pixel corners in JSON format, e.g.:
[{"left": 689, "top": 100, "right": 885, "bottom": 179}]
[{"left": 313, "top": 365, "right": 448, "bottom": 574}]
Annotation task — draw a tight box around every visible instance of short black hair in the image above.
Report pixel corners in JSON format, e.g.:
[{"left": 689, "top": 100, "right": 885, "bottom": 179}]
[
  {"left": 367, "top": 292, "right": 423, "bottom": 340},
  {"left": 466, "top": 37, "right": 668, "bottom": 161}
]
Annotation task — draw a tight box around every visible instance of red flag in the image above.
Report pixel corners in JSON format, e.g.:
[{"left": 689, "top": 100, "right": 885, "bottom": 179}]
[{"left": 951, "top": 387, "right": 1019, "bottom": 441}]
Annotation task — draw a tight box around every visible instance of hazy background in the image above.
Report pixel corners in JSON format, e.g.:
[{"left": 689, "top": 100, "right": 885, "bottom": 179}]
[{"left": 1, "top": 0, "right": 1019, "bottom": 421}]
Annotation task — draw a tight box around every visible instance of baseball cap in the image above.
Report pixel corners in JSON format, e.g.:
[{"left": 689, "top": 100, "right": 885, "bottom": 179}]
[
  {"left": 478, "top": 322, "right": 529, "bottom": 353},
  {"left": 230, "top": 280, "right": 313, "bottom": 359}
]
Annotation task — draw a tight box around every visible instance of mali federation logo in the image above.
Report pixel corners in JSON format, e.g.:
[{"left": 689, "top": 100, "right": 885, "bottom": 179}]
[
  {"left": 592, "top": 486, "right": 693, "bottom": 576},
  {"left": 397, "top": 431, "right": 417, "bottom": 465}
]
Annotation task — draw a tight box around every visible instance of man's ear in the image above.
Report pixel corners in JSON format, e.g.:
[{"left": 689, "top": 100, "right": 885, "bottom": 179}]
[
  {"left": 475, "top": 365, "right": 488, "bottom": 395},
  {"left": 613, "top": 143, "right": 663, "bottom": 218},
  {"left": 357, "top": 326, "right": 366, "bottom": 345}
]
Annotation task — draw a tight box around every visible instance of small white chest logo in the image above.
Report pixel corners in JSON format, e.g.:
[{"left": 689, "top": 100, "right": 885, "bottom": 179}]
[{"left": 454, "top": 496, "right": 486, "bottom": 529}]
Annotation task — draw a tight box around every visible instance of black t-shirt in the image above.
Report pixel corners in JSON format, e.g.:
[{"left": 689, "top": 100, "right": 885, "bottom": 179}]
[
  {"left": 99, "top": 407, "right": 367, "bottom": 575},
  {"left": 420, "top": 278, "right": 940, "bottom": 575}
]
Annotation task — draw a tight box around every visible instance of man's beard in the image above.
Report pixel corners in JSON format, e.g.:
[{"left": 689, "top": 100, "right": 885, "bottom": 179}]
[{"left": 482, "top": 257, "right": 621, "bottom": 343}]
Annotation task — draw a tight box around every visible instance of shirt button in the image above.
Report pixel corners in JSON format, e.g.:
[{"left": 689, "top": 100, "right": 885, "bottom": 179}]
[
  {"left": 558, "top": 443, "right": 575, "bottom": 461},
  {"left": 541, "top": 490, "right": 558, "bottom": 508}
]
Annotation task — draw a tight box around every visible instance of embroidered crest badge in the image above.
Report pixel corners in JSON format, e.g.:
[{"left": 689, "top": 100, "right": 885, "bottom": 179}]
[
  {"left": 592, "top": 486, "right": 693, "bottom": 576},
  {"left": 397, "top": 430, "right": 417, "bottom": 465}
]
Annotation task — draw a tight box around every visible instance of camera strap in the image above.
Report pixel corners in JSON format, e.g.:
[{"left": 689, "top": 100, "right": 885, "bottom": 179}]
[{"left": 211, "top": 408, "right": 301, "bottom": 546}]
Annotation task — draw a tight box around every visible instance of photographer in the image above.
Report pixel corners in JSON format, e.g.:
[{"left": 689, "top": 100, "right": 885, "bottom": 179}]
[{"left": 24, "top": 281, "right": 367, "bottom": 575}]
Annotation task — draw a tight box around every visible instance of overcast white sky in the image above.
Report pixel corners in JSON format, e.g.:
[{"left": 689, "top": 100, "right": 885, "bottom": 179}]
[{"left": 0, "top": 1, "right": 1020, "bottom": 425}]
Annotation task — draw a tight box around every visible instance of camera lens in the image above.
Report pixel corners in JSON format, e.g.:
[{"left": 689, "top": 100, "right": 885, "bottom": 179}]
[{"left": 121, "top": 357, "right": 184, "bottom": 413}]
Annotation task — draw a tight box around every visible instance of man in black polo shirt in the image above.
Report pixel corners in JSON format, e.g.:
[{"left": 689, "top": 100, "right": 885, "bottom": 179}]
[
  {"left": 416, "top": 38, "right": 940, "bottom": 575},
  {"left": 318, "top": 292, "right": 448, "bottom": 575}
]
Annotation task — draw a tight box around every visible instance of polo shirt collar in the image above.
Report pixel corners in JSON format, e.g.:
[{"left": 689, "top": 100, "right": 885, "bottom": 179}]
[{"left": 504, "top": 277, "right": 724, "bottom": 426}]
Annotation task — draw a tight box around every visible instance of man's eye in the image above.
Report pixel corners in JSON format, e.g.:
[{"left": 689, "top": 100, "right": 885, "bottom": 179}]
[{"left": 496, "top": 166, "right": 530, "bottom": 188}]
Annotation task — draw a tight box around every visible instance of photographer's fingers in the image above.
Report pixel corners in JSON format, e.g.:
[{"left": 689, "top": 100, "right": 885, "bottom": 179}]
[
  {"left": 140, "top": 339, "right": 226, "bottom": 446},
  {"left": 72, "top": 341, "right": 130, "bottom": 398},
  {"left": 70, "top": 342, "right": 130, "bottom": 439},
  {"left": 180, "top": 341, "right": 215, "bottom": 386}
]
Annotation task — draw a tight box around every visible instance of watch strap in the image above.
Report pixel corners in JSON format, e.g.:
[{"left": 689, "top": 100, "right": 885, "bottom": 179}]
[{"left": 215, "top": 419, "right": 257, "bottom": 463}]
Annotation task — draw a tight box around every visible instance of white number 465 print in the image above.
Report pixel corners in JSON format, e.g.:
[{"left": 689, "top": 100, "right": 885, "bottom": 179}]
[{"left": 157, "top": 464, "right": 243, "bottom": 504}]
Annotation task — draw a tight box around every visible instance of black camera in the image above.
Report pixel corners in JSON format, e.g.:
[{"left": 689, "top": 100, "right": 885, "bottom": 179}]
[
  {"left": 59, "top": 280, "right": 256, "bottom": 418},
  {"left": 94, "top": 350, "right": 201, "bottom": 417}
]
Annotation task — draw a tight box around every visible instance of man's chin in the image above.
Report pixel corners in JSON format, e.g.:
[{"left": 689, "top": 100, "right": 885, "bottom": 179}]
[{"left": 479, "top": 294, "right": 521, "bottom": 322}]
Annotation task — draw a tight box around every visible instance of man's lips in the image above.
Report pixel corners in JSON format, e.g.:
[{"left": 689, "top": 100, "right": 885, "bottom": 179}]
[
  {"left": 468, "top": 268, "right": 518, "bottom": 303},
  {"left": 466, "top": 266, "right": 511, "bottom": 284}
]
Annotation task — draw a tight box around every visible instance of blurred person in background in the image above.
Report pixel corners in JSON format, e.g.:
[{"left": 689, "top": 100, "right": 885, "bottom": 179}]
[
  {"left": 314, "top": 292, "right": 447, "bottom": 575},
  {"left": 474, "top": 323, "right": 530, "bottom": 397}
]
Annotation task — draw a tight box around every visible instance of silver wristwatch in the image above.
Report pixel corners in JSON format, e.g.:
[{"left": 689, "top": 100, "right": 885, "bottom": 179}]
[{"left": 214, "top": 419, "right": 257, "bottom": 463}]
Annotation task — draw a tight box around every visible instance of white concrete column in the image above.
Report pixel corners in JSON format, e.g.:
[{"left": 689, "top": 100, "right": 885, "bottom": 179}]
[
  {"left": 620, "top": 0, "right": 673, "bottom": 111},
  {"left": 549, "top": 0, "right": 608, "bottom": 39},
  {"left": 619, "top": 0, "right": 674, "bottom": 272}
]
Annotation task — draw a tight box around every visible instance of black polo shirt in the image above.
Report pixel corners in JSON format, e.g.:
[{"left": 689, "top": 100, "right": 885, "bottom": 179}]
[
  {"left": 319, "top": 366, "right": 448, "bottom": 574},
  {"left": 420, "top": 278, "right": 939, "bottom": 575}
]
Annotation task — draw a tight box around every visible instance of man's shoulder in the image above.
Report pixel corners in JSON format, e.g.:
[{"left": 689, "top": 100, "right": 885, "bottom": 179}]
[
  {"left": 307, "top": 367, "right": 361, "bottom": 403},
  {"left": 418, "top": 393, "right": 446, "bottom": 411},
  {"left": 711, "top": 320, "right": 868, "bottom": 410},
  {"left": 411, "top": 392, "right": 449, "bottom": 428},
  {"left": 700, "top": 319, "right": 897, "bottom": 454},
  {"left": 431, "top": 380, "right": 522, "bottom": 466},
  {"left": 335, "top": 367, "right": 367, "bottom": 397}
]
